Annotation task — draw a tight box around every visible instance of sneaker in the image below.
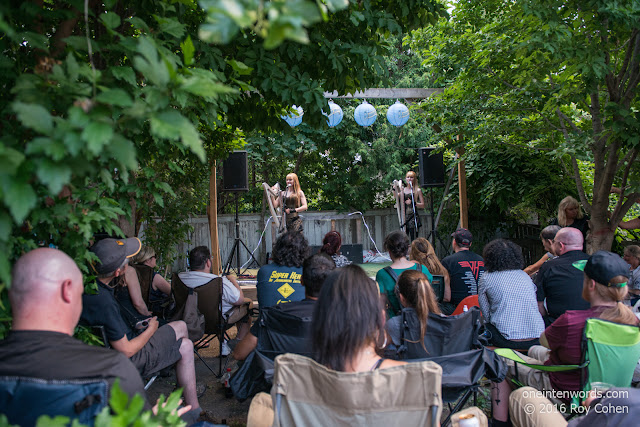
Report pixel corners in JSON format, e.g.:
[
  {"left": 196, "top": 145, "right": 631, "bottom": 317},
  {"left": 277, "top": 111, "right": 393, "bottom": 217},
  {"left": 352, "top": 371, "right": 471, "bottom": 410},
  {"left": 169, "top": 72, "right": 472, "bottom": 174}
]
[{"left": 221, "top": 340, "right": 231, "bottom": 356}]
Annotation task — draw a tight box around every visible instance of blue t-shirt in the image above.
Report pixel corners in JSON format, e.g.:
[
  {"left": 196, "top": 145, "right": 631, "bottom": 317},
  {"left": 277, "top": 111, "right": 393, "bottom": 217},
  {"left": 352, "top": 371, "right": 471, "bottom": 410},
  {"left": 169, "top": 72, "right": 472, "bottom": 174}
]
[{"left": 256, "top": 263, "right": 304, "bottom": 310}]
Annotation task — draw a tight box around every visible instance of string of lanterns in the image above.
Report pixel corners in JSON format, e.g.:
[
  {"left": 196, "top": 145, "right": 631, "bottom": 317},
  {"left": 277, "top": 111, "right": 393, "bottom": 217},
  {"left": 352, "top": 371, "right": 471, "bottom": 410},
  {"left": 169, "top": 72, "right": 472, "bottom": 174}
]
[{"left": 281, "top": 100, "right": 410, "bottom": 128}]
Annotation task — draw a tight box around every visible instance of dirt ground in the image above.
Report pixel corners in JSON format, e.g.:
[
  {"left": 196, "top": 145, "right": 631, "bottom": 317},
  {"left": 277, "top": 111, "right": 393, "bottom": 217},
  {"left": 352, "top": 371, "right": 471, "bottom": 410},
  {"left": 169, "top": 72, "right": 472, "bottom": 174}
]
[{"left": 146, "top": 327, "right": 252, "bottom": 426}]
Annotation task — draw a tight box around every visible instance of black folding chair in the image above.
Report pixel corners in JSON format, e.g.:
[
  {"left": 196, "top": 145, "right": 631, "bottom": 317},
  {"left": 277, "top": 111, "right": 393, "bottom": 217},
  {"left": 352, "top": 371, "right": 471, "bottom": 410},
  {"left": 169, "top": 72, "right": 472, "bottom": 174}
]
[
  {"left": 396, "top": 307, "right": 506, "bottom": 426},
  {"left": 230, "top": 305, "right": 313, "bottom": 401}
]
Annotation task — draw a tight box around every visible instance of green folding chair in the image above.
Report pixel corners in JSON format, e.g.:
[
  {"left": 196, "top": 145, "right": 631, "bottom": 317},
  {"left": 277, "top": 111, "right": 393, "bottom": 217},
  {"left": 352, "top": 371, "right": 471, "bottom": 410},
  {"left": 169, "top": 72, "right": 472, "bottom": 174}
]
[{"left": 495, "top": 317, "right": 640, "bottom": 407}]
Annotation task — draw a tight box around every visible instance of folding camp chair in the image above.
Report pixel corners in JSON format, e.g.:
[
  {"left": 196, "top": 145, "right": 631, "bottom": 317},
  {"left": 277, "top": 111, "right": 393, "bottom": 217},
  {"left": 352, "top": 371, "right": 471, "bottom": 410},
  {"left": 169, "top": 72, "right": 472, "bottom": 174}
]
[
  {"left": 230, "top": 305, "right": 314, "bottom": 401},
  {"left": 451, "top": 295, "right": 480, "bottom": 315},
  {"left": 271, "top": 353, "right": 443, "bottom": 427},
  {"left": 172, "top": 273, "right": 232, "bottom": 377},
  {"left": 396, "top": 307, "right": 505, "bottom": 426},
  {"left": 0, "top": 376, "right": 108, "bottom": 426},
  {"left": 496, "top": 317, "right": 640, "bottom": 407}
]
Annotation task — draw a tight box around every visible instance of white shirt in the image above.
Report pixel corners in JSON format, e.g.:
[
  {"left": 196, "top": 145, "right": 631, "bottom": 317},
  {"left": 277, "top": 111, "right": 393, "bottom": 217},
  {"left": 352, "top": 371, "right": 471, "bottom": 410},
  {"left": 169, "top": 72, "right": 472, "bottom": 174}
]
[{"left": 178, "top": 271, "right": 240, "bottom": 315}]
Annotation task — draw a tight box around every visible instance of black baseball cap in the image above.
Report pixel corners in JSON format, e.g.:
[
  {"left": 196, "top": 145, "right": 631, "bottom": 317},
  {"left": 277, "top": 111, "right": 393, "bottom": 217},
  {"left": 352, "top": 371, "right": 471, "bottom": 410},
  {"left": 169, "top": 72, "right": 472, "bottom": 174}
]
[
  {"left": 91, "top": 237, "right": 141, "bottom": 275},
  {"left": 573, "top": 251, "right": 629, "bottom": 288},
  {"left": 451, "top": 228, "right": 472, "bottom": 247}
]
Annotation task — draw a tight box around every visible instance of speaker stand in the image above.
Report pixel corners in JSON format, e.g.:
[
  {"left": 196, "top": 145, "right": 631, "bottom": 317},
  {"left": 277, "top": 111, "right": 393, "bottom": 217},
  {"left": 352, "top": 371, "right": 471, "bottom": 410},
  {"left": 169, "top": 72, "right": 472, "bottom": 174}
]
[
  {"left": 223, "top": 195, "right": 260, "bottom": 276},
  {"left": 426, "top": 186, "right": 447, "bottom": 251}
]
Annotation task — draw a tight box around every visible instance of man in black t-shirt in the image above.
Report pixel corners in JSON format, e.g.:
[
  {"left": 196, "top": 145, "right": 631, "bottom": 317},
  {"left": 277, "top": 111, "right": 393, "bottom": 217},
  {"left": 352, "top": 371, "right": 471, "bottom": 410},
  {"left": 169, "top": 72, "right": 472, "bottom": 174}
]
[
  {"left": 441, "top": 228, "right": 485, "bottom": 314},
  {"left": 81, "top": 238, "right": 200, "bottom": 413},
  {"left": 0, "top": 248, "right": 149, "bottom": 422},
  {"left": 535, "top": 227, "right": 590, "bottom": 325},
  {"left": 233, "top": 253, "right": 336, "bottom": 360}
]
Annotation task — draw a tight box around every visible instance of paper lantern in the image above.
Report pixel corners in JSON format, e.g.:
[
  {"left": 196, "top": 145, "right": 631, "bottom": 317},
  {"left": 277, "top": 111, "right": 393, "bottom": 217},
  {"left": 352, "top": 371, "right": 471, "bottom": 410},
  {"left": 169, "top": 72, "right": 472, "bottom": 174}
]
[
  {"left": 354, "top": 101, "right": 377, "bottom": 127},
  {"left": 281, "top": 105, "right": 304, "bottom": 127},
  {"left": 387, "top": 101, "right": 410, "bottom": 127},
  {"left": 324, "top": 100, "right": 344, "bottom": 128}
]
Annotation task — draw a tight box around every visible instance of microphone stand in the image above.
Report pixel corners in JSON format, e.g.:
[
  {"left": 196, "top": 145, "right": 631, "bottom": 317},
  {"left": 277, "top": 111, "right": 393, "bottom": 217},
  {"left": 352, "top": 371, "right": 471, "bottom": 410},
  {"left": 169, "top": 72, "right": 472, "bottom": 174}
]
[{"left": 409, "top": 181, "right": 418, "bottom": 234}]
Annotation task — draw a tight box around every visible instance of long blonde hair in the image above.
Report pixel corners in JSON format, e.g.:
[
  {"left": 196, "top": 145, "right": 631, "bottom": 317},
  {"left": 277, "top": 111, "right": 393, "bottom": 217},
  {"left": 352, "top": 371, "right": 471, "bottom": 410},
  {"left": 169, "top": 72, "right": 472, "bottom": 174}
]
[
  {"left": 410, "top": 238, "right": 447, "bottom": 276},
  {"left": 557, "top": 196, "right": 584, "bottom": 226},
  {"left": 397, "top": 270, "right": 441, "bottom": 352},
  {"left": 406, "top": 170, "right": 421, "bottom": 193},
  {"left": 286, "top": 173, "right": 302, "bottom": 207}
]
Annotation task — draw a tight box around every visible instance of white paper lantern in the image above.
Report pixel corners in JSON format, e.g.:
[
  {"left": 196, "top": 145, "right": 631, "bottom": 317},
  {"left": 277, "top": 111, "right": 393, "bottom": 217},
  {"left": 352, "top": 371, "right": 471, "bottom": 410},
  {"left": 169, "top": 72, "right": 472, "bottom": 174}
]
[
  {"left": 324, "top": 100, "right": 344, "bottom": 127},
  {"left": 354, "top": 101, "right": 377, "bottom": 127},
  {"left": 281, "top": 105, "right": 304, "bottom": 127},
  {"left": 387, "top": 101, "right": 410, "bottom": 126}
]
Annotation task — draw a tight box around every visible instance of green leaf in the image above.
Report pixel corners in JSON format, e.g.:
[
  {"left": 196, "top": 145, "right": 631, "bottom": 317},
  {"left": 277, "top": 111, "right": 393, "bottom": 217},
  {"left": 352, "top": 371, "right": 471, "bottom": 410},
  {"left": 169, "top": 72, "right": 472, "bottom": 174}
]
[
  {"left": 0, "top": 210, "right": 11, "bottom": 242},
  {"left": 107, "top": 135, "right": 138, "bottom": 171},
  {"left": 181, "top": 76, "right": 236, "bottom": 99},
  {"left": 22, "top": 32, "right": 48, "bottom": 50},
  {"left": 35, "top": 159, "right": 72, "bottom": 195},
  {"left": 109, "top": 379, "right": 129, "bottom": 414},
  {"left": 96, "top": 88, "right": 133, "bottom": 107},
  {"left": 181, "top": 36, "right": 195, "bottom": 66},
  {"left": 100, "top": 12, "right": 121, "bottom": 30},
  {"left": 228, "top": 59, "right": 252, "bottom": 75},
  {"left": 150, "top": 111, "right": 205, "bottom": 161},
  {"left": 81, "top": 122, "right": 114, "bottom": 155},
  {"left": 154, "top": 15, "right": 186, "bottom": 38},
  {"left": 0, "top": 146, "right": 25, "bottom": 175},
  {"left": 12, "top": 102, "right": 54, "bottom": 134},
  {"left": 198, "top": 19, "right": 239, "bottom": 45},
  {"left": 126, "top": 17, "right": 150, "bottom": 31},
  {"left": 110, "top": 66, "right": 137, "bottom": 86},
  {"left": 1, "top": 178, "right": 37, "bottom": 224}
]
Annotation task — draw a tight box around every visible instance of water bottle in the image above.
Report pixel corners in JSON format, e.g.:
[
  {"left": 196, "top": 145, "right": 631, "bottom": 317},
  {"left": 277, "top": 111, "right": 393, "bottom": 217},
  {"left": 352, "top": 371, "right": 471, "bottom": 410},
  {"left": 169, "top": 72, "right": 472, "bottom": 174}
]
[
  {"left": 463, "top": 305, "right": 468, "bottom": 312},
  {"left": 221, "top": 367, "right": 231, "bottom": 387}
]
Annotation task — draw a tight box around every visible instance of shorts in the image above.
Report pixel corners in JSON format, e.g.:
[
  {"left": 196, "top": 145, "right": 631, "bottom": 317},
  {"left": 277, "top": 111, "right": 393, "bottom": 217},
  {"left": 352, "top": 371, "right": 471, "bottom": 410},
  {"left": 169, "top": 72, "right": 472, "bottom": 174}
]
[
  {"left": 226, "top": 302, "right": 250, "bottom": 324},
  {"left": 130, "top": 324, "right": 182, "bottom": 378}
]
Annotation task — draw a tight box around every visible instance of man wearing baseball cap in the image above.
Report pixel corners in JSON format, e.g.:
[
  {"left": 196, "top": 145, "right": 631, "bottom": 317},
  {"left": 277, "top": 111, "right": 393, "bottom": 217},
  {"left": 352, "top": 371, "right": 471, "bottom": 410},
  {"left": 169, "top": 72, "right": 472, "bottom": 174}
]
[
  {"left": 492, "top": 251, "right": 638, "bottom": 426},
  {"left": 440, "top": 228, "right": 485, "bottom": 314},
  {"left": 81, "top": 237, "right": 201, "bottom": 414}
]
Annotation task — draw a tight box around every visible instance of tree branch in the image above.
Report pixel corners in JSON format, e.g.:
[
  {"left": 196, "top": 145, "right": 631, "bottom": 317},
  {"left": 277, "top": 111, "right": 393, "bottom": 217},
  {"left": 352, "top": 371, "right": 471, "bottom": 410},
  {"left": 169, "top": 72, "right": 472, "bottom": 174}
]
[
  {"left": 618, "top": 29, "right": 640, "bottom": 96},
  {"left": 612, "top": 148, "right": 639, "bottom": 217},
  {"left": 571, "top": 155, "right": 591, "bottom": 214}
]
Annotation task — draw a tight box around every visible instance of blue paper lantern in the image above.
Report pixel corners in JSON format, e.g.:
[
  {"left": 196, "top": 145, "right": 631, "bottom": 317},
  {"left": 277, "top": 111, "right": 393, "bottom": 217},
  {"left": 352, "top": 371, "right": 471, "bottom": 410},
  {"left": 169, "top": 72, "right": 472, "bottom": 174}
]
[
  {"left": 387, "top": 101, "right": 410, "bottom": 126},
  {"left": 281, "top": 105, "right": 304, "bottom": 127},
  {"left": 354, "top": 101, "right": 377, "bottom": 127},
  {"left": 324, "top": 101, "right": 344, "bottom": 128}
]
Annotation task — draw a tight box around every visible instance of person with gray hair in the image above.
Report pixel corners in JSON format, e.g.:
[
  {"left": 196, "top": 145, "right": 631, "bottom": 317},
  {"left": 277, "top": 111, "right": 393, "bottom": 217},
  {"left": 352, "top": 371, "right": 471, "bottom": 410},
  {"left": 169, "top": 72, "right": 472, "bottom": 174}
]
[
  {"left": 534, "top": 227, "right": 589, "bottom": 325},
  {"left": 0, "top": 248, "right": 149, "bottom": 414},
  {"left": 623, "top": 245, "right": 640, "bottom": 305},
  {"left": 81, "top": 237, "right": 201, "bottom": 414}
]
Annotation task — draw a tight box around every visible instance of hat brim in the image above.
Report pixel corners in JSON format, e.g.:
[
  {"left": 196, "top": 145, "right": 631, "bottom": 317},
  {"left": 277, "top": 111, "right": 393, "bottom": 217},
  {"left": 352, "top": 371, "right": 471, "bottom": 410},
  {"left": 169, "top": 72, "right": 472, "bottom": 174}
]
[{"left": 123, "top": 237, "right": 142, "bottom": 259}]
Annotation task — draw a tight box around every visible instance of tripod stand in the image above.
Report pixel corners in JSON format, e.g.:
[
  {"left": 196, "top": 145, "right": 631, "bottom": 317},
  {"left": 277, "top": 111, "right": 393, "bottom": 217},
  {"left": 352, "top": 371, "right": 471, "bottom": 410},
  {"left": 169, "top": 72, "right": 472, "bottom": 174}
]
[
  {"left": 223, "top": 195, "right": 260, "bottom": 276},
  {"left": 426, "top": 186, "right": 447, "bottom": 253}
]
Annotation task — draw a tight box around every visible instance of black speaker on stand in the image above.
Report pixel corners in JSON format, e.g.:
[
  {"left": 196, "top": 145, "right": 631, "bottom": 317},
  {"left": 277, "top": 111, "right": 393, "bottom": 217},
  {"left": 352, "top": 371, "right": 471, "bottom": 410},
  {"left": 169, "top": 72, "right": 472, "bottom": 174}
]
[
  {"left": 418, "top": 148, "right": 445, "bottom": 248},
  {"left": 222, "top": 151, "right": 259, "bottom": 275}
]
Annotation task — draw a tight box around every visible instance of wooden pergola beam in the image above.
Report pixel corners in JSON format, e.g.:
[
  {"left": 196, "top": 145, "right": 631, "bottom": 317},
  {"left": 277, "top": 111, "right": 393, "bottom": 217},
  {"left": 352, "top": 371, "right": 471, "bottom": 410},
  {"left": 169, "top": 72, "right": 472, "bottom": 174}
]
[{"left": 323, "top": 88, "right": 444, "bottom": 99}]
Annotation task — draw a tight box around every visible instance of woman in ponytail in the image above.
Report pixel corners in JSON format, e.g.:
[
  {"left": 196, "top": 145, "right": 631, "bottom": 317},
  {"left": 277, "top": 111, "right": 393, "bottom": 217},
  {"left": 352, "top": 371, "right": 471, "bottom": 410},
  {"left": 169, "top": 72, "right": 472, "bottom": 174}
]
[
  {"left": 320, "top": 231, "right": 351, "bottom": 267},
  {"left": 410, "top": 238, "right": 451, "bottom": 304},
  {"left": 385, "top": 269, "right": 441, "bottom": 351}
]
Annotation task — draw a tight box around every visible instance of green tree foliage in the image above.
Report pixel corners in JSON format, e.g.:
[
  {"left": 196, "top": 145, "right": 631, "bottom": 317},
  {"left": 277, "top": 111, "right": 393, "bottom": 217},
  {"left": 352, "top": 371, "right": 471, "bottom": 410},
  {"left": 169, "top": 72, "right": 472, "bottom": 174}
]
[
  {"left": 0, "top": 0, "right": 447, "bottom": 336},
  {"left": 410, "top": 0, "right": 640, "bottom": 251}
]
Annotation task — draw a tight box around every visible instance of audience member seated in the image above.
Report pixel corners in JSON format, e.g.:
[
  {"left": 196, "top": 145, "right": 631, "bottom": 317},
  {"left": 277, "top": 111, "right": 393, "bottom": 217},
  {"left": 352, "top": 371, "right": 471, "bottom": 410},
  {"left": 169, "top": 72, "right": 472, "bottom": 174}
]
[
  {"left": 523, "top": 225, "right": 561, "bottom": 277},
  {"left": 491, "top": 251, "right": 638, "bottom": 426},
  {"left": 0, "top": 248, "right": 149, "bottom": 410},
  {"left": 441, "top": 228, "right": 485, "bottom": 315},
  {"left": 122, "top": 245, "right": 172, "bottom": 318},
  {"left": 246, "top": 264, "right": 406, "bottom": 426},
  {"left": 256, "top": 231, "right": 309, "bottom": 309},
  {"left": 550, "top": 195, "right": 590, "bottom": 248},
  {"left": 232, "top": 253, "right": 336, "bottom": 361},
  {"left": 376, "top": 231, "right": 433, "bottom": 318},
  {"left": 319, "top": 230, "right": 351, "bottom": 267},
  {"left": 479, "top": 239, "right": 545, "bottom": 349},
  {"left": 535, "top": 227, "right": 589, "bottom": 325},
  {"left": 81, "top": 238, "right": 201, "bottom": 413},
  {"left": 385, "top": 269, "right": 442, "bottom": 350},
  {"left": 623, "top": 245, "right": 640, "bottom": 306},
  {"left": 510, "top": 386, "right": 640, "bottom": 427},
  {"left": 179, "top": 245, "right": 252, "bottom": 355},
  {"left": 410, "top": 237, "right": 451, "bottom": 305}
]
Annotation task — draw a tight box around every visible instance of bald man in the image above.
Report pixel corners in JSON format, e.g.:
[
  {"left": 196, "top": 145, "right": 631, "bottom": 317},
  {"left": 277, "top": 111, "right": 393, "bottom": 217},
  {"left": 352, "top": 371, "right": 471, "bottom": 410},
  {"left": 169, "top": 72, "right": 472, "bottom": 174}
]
[
  {"left": 0, "top": 248, "right": 148, "bottom": 407},
  {"left": 534, "top": 227, "right": 590, "bottom": 325}
]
